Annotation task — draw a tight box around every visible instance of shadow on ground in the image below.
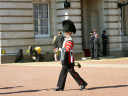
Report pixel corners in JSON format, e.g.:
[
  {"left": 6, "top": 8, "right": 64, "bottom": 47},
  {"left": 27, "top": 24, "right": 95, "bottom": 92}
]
[
  {"left": 87, "top": 84, "right": 128, "bottom": 90},
  {"left": 0, "top": 85, "right": 128, "bottom": 94},
  {"left": 0, "top": 86, "right": 23, "bottom": 89},
  {"left": 65, "top": 84, "right": 128, "bottom": 91},
  {"left": 0, "top": 88, "right": 54, "bottom": 95}
]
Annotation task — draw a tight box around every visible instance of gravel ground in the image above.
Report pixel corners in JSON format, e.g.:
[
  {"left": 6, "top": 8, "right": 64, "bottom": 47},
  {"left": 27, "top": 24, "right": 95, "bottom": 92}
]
[{"left": 0, "top": 57, "right": 128, "bottom": 96}]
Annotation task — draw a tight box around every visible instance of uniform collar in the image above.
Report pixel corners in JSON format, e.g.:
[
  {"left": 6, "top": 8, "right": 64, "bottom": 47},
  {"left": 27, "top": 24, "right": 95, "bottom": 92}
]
[{"left": 65, "top": 36, "right": 72, "bottom": 41}]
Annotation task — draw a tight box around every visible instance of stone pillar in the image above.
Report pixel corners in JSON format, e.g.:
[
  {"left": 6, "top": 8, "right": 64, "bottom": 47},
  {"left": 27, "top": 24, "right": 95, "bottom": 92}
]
[
  {"left": 122, "top": 0, "right": 128, "bottom": 56},
  {"left": 0, "top": 47, "right": 1, "bottom": 64},
  {"left": 81, "top": 0, "right": 88, "bottom": 49},
  {"left": 56, "top": 0, "right": 84, "bottom": 60},
  {"left": 125, "top": 0, "right": 128, "bottom": 35},
  {"left": 104, "top": 0, "right": 124, "bottom": 57},
  {"left": 0, "top": 23, "right": 1, "bottom": 64}
]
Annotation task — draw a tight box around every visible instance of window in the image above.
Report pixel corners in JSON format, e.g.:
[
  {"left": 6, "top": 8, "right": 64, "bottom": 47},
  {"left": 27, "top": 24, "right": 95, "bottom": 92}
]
[{"left": 33, "top": 3, "right": 50, "bottom": 38}]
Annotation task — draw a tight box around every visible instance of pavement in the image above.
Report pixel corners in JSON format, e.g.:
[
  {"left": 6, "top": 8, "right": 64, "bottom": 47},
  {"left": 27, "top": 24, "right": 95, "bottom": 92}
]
[{"left": 0, "top": 57, "right": 128, "bottom": 96}]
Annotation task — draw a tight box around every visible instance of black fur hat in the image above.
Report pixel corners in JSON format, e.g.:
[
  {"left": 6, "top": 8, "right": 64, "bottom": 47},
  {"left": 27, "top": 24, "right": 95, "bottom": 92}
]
[
  {"left": 62, "top": 20, "right": 76, "bottom": 34},
  {"left": 103, "top": 30, "right": 106, "bottom": 33}
]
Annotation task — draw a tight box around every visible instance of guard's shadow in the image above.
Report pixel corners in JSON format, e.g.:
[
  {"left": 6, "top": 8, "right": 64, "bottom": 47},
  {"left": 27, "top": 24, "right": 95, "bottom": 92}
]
[
  {"left": 87, "top": 85, "right": 128, "bottom": 90},
  {"left": 0, "top": 88, "right": 54, "bottom": 95},
  {"left": 0, "top": 86, "right": 23, "bottom": 89},
  {"left": 65, "top": 84, "right": 128, "bottom": 91},
  {"left": 1, "top": 85, "right": 128, "bottom": 94}
]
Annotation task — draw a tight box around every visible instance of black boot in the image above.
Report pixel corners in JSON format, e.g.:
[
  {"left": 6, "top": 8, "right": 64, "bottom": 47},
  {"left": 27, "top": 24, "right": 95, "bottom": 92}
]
[
  {"left": 54, "top": 87, "right": 64, "bottom": 91},
  {"left": 80, "top": 83, "right": 88, "bottom": 90}
]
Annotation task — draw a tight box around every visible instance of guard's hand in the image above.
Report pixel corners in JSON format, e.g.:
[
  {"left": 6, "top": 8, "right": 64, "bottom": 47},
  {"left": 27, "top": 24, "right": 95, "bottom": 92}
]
[{"left": 74, "top": 62, "right": 81, "bottom": 68}]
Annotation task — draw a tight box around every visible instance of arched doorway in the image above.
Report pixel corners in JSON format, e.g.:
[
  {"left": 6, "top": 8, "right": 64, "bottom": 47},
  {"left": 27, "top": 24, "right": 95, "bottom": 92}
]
[
  {"left": 81, "top": 0, "right": 104, "bottom": 56},
  {"left": 91, "top": 10, "right": 100, "bottom": 35}
]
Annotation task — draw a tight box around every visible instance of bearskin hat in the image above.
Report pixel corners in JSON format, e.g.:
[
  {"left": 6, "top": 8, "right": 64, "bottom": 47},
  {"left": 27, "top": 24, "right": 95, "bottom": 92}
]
[{"left": 62, "top": 20, "right": 76, "bottom": 34}]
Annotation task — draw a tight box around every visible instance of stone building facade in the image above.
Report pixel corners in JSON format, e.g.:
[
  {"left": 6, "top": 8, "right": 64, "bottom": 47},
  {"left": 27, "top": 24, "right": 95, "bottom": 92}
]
[{"left": 0, "top": 0, "right": 128, "bottom": 63}]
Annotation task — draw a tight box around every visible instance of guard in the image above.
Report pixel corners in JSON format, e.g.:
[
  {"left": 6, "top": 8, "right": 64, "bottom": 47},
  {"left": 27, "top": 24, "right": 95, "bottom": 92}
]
[{"left": 55, "top": 20, "right": 88, "bottom": 91}]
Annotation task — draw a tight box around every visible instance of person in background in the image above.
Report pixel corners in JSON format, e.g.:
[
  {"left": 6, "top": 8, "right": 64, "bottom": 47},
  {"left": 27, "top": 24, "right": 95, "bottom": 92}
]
[
  {"left": 53, "top": 36, "right": 57, "bottom": 61},
  {"left": 93, "top": 34, "right": 100, "bottom": 60},
  {"left": 15, "top": 49, "right": 23, "bottom": 63},
  {"left": 102, "top": 30, "right": 108, "bottom": 56},
  {"left": 89, "top": 32, "right": 94, "bottom": 59},
  {"left": 93, "top": 29, "right": 97, "bottom": 38},
  {"left": 55, "top": 31, "right": 64, "bottom": 61}
]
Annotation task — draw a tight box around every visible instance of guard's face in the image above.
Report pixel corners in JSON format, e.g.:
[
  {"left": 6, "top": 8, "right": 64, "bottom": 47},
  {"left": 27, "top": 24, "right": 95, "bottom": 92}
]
[
  {"left": 68, "top": 32, "right": 72, "bottom": 35},
  {"left": 64, "top": 32, "right": 68, "bottom": 36},
  {"left": 65, "top": 32, "right": 72, "bottom": 36}
]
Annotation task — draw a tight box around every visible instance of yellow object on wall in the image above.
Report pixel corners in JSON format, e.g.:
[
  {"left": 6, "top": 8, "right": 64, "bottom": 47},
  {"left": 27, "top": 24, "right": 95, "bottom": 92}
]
[{"left": 1, "top": 49, "right": 6, "bottom": 54}]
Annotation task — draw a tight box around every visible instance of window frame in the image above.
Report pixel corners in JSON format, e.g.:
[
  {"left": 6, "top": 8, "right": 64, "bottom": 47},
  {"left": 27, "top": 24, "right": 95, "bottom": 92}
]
[{"left": 33, "top": 3, "right": 50, "bottom": 38}]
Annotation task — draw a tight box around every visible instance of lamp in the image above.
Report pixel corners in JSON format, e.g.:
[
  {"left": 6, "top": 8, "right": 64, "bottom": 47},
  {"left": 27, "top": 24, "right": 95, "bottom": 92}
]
[
  {"left": 117, "top": 2, "right": 128, "bottom": 34},
  {"left": 118, "top": 2, "right": 128, "bottom": 8},
  {"left": 64, "top": 0, "right": 70, "bottom": 9},
  {"left": 118, "top": 3, "right": 122, "bottom": 8},
  {"left": 118, "top": 2, "right": 128, "bottom": 18}
]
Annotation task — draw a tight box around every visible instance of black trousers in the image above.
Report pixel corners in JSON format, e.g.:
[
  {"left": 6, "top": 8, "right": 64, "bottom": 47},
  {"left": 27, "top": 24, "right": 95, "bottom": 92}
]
[
  {"left": 90, "top": 48, "right": 94, "bottom": 59},
  {"left": 94, "top": 49, "right": 99, "bottom": 59},
  {"left": 103, "top": 44, "right": 107, "bottom": 56},
  {"left": 57, "top": 65, "right": 87, "bottom": 89}
]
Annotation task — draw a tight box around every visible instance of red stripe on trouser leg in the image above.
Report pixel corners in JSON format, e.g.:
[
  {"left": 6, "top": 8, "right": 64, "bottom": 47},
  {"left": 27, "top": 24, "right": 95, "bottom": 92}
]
[
  {"left": 70, "top": 68, "right": 84, "bottom": 85},
  {"left": 68, "top": 53, "right": 71, "bottom": 63}
]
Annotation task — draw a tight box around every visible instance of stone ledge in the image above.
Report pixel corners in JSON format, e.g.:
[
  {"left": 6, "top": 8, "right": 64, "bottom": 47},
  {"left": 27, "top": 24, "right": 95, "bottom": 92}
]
[
  {"left": 0, "top": 51, "right": 85, "bottom": 64},
  {"left": 109, "top": 50, "right": 125, "bottom": 57}
]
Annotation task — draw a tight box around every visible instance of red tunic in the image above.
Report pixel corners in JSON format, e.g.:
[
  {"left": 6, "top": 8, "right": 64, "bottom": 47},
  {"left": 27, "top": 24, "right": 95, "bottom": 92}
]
[{"left": 63, "top": 36, "right": 74, "bottom": 64}]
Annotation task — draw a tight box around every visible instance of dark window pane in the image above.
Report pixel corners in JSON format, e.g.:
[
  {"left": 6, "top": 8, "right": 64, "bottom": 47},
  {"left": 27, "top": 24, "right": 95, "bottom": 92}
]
[
  {"left": 43, "top": 27, "right": 48, "bottom": 34},
  {"left": 43, "top": 4, "right": 48, "bottom": 18},
  {"left": 35, "top": 32, "right": 38, "bottom": 35},
  {"left": 34, "top": 20, "right": 38, "bottom": 26},
  {"left": 34, "top": 4, "right": 38, "bottom": 10},
  {"left": 39, "top": 11, "right": 43, "bottom": 18},
  {"left": 41, "top": 27, "right": 43, "bottom": 34},
  {"left": 43, "top": 4, "right": 48, "bottom": 10},
  {"left": 43, "top": 19, "right": 48, "bottom": 26},
  {"left": 35, "top": 27, "right": 38, "bottom": 33},
  {"left": 43, "top": 12, "right": 48, "bottom": 18},
  {"left": 40, "top": 20, "right": 43, "bottom": 26},
  {"left": 39, "top": 4, "right": 43, "bottom": 10},
  {"left": 34, "top": 12, "right": 38, "bottom": 18}
]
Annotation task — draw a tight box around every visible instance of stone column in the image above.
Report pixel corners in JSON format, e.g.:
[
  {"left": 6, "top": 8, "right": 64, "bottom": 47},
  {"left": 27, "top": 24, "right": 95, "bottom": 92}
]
[
  {"left": 104, "top": 0, "right": 123, "bottom": 57},
  {"left": 125, "top": 0, "right": 128, "bottom": 35},
  {"left": 56, "top": 0, "right": 84, "bottom": 60}
]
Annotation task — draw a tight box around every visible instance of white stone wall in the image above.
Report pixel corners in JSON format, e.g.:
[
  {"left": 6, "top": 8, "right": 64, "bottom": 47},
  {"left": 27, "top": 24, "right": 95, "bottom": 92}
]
[
  {"left": 104, "top": 0, "right": 123, "bottom": 51},
  {"left": 0, "top": 0, "right": 84, "bottom": 63},
  {"left": 0, "top": 0, "right": 34, "bottom": 54},
  {"left": 0, "top": 0, "right": 58, "bottom": 56},
  {"left": 1, "top": 0, "right": 127, "bottom": 62}
]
